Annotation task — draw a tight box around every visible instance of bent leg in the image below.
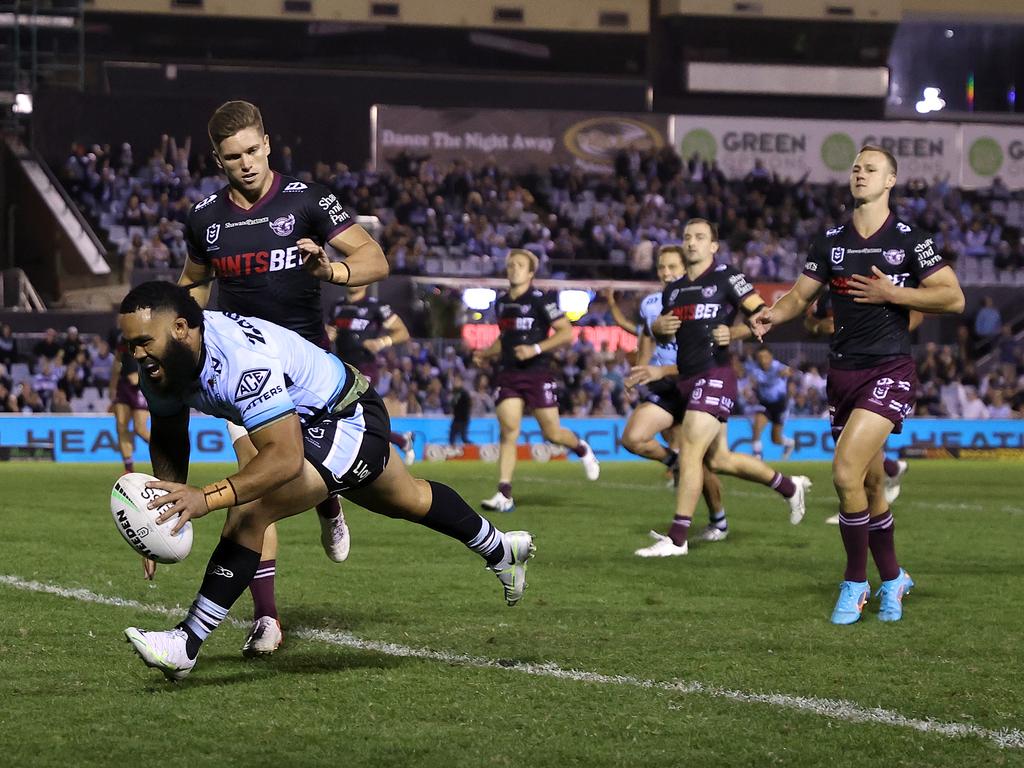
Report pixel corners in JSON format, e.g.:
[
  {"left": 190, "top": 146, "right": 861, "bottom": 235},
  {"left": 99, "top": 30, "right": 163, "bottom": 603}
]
[{"left": 621, "top": 403, "right": 675, "bottom": 462}]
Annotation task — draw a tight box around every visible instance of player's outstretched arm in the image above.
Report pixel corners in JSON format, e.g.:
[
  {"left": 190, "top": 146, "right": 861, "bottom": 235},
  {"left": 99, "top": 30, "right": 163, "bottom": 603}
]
[
  {"left": 848, "top": 265, "right": 965, "bottom": 314},
  {"left": 151, "top": 413, "right": 305, "bottom": 533},
  {"left": 602, "top": 288, "right": 638, "bottom": 335}
]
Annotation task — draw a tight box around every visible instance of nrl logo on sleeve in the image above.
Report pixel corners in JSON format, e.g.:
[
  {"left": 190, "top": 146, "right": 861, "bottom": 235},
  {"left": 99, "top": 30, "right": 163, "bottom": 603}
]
[
  {"left": 831, "top": 247, "right": 845, "bottom": 264},
  {"left": 269, "top": 214, "right": 296, "bottom": 237},
  {"left": 283, "top": 182, "right": 307, "bottom": 192},
  {"left": 234, "top": 368, "right": 271, "bottom": 401},
  {"left": 206, "top": 223, "right": 221, "bottom": 244}
]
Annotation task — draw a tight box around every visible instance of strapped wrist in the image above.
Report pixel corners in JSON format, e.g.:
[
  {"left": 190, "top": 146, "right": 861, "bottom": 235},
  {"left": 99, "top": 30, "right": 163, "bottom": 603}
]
[{"left": 201, "top": 478, "right": 237, "bottom": 511}]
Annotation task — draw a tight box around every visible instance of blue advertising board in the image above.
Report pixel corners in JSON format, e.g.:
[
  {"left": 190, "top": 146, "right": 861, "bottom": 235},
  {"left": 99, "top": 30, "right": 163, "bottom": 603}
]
[{"left": 1, "top": 414, "right": 1022, "bottom": 463}]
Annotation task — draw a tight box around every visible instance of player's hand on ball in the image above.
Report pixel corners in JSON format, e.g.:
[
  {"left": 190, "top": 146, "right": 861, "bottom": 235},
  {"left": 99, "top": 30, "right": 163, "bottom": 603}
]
[
  {"left": 147, "top": 481, "right": 212, "bottom": 533},
  {"left": 142, "top": 556, "right": 157, "bottom": 580},
  {"left": 298, "top": 238, "right": 332, "bottom": 281},
  {"left": 712, "top": 324, "right": 731, "bottom": 346}
]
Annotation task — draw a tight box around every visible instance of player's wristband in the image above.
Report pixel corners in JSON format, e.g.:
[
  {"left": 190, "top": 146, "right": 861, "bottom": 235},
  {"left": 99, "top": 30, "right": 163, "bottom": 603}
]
[
  {"left": 333, "top": 261, "right": 351, "bottom": 286},
  {"left": 201, "top": 478, "right": 238, "bottom": 512},
  {"left": 533, "top": 343, "right": 542, "bottom": 356}
]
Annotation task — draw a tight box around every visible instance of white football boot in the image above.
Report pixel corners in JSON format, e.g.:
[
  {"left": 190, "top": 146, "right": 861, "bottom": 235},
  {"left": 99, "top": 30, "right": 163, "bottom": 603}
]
[
  {"left": 825, "top": 514, "right": 840, "bottom": 525},
  {"left": 634, "top": 531, "right": 688, "bottom": 557},
  {"left": 124, "top": 627, "right": 196, "bottom": 681},
  {"left": 490, "top": 531, "right": 535, "bottom": 606},
  {"left": 481, "top": 491, "right": 515, "bottom": 513},
  {"left": 579, "top": 440, "right": 600, "bottom": 481},
  {"left": 402, "top": 432, "right": 416, "bottom": 466},
  {"left": 884, "top": 459, "right": 908, "bottom": 505},
  {"left": 786, "top": 476, "right": 813, "bottom": 525},
  {"left": 241, "top": 616, "right": 283, "bottom": 658},
  {"left": 319, "top": 504, "right": 351, "bottom": 562},
  {"left": 699, "top": 524, "right": 729, "bottom": 542}
]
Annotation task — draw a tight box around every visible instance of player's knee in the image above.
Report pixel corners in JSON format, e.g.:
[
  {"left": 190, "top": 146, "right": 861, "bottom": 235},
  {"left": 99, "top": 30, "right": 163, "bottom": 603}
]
[{"left": 832, "top": 459, "right": 865, "bottom": 494}]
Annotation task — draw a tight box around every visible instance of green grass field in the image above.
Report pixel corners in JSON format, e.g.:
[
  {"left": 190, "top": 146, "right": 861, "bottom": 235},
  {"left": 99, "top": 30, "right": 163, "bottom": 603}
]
[{"left": 1, "top": 459, "right": 1022, "bottom": 767}]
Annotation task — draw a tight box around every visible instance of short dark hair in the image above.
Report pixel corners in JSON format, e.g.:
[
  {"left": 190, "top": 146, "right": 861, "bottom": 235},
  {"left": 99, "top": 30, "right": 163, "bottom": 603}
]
[
  {"left": 208, "top": 100, "right": 265, "bottom": 150},
  {"left": 684, "top": 218, "right": 719, "bottom": 242},
  {"left": 657, "top": 244, "right": 685, "bottom": 261},
  {"left": 858, "top": 144, "right": 898, "bottom": 176},
  {"left": 120, "top": 281, "right": 204, "bottom": 329}
]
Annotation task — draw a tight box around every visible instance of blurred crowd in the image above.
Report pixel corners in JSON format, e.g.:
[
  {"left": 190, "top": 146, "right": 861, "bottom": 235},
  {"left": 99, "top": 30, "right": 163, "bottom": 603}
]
[
  {"left": 62, "top": 137, "right": 1024, "bottom": 285},
  {"left": 3, "top": 316, "right": 1021, "bottom": 420}
]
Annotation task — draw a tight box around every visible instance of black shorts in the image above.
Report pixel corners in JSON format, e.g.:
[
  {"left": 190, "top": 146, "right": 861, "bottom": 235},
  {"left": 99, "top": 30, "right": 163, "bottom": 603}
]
[
  {"left": 758, "top": 398, "right": 788, "bottom": 425},
  {"left": 641, "top": 377, "right": 686, "bottom": 424},
  {"left": 302, "top": 387, "right": 392, "bottom": 495}
]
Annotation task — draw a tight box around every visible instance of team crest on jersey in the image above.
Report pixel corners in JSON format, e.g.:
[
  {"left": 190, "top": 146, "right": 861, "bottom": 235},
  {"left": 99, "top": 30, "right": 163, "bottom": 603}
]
[
  {"left": 669, "top": 289, "right": 680, "bottom": 303},
  {"left": 896, "top": 222, "right": 912, "bottom": 233},
  {"left": 830, "top": 247, "right": 845, "bottom": 264},
  {"left": 701, "top": 285, "right": 716, "bottom": 298},
  {"left": 283, "top": 182, "right": 307, "bottom": 192},
  {"left": 234, "top": 369, "right": 271, "bottom": 401},
  {"left": 206, "top": 224, "right": 221, "bottom": 244},
  {"left": 883, "top": 248, "right": 906, "bottom": 265},
  {"left": 269, "top": 214, "right": 296, "bottom": 237}
]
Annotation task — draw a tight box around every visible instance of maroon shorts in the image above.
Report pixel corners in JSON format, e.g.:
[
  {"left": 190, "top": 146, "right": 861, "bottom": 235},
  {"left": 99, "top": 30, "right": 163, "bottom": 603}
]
[
  {"left": 494, "top": 368, "right": 558, "bottom": 411},
  {"left": 826, "top": 356, "right": 916, "bottom": 438},
  {"left": 676, "top": 365, "right": 737, "bottom": 422},
  {"left": 114, "top": 378, "right": 148, "bottom": 411},
  {"left": 357, "top": 360, "right": 380, "bottom": 387}
]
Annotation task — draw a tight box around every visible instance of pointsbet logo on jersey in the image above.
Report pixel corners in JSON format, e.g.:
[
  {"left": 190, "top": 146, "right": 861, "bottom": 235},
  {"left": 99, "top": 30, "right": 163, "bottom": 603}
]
[{"left": 563, "top": 118, "right": 664, "bottom": 167}]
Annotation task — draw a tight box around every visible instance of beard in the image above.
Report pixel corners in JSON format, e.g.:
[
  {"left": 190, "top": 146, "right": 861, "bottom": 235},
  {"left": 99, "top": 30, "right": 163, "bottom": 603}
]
[{"left": 153, "top": 337, "right": 198, "bottom": 396}]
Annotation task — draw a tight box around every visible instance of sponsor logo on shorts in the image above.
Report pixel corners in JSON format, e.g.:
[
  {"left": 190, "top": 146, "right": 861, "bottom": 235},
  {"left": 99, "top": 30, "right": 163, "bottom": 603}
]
[
  {"left": 708, "top": 378, "right": 723, "bottom": 389},
  {"left": 269, "top": 214, "right": 296, "bottom": 237},
  {"left": 706, "top": 396, "right": 720, "bottom": 406}
]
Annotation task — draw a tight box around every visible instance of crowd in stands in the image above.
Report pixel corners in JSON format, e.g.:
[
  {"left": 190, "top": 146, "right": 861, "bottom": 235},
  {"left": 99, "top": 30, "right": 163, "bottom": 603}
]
[
  {"left": 3, "top": 314, "right": 1022, "bottom": 422},
  {"left": 62, "top": 136, "right": 1024, "bottom": 285}
]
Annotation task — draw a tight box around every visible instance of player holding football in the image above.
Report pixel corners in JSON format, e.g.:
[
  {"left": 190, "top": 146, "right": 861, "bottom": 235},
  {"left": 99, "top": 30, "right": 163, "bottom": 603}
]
[
  {"left": 472, "top": 249, "right": 600, "bottom": 513},
  {"left": 328, "top": 283, "right": 415, "bottom": 465},
  {"left": 622, "top": 245, "right": 727, "bottom": 541},
  {"left": 630, "top": 220, "right": 811, "bottom": 558},
  {"left": 174, "top": 100, "right": 386, "bottom": 655},
  {"left": 119, "top": 281, "right": 535, "bottom": 681},
  {"left": 753, "top": 146, "right": 964, "bottom": 623}
]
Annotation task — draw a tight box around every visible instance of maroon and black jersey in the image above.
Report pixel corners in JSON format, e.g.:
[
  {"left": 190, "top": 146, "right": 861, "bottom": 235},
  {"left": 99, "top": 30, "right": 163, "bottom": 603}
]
[
  {"left": 803, "top": 213, "right": 945, "bottom": 369},
  {"left": 185, "top": 172, "right": 356, "bottom": 343},
  {"left": 494, "top": 288, "right": 564, "bottom": 372},
  {"left": 331, "top": 296, "right": 393, "bottom": 365},
  {"left": 661, "top": 263, "right": 758, "bottom": 377}
]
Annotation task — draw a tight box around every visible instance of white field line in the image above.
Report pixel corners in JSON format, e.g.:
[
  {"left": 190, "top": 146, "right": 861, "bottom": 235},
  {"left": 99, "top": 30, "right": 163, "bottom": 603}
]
[{"left": 1, "top": 573, "right": 1021, "bottom": 750}]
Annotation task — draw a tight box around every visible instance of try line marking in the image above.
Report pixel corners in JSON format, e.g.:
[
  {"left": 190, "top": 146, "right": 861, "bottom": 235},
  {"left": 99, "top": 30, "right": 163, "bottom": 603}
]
[{"left": 2, "top": 573, "right": 1021, "bottom": 750}]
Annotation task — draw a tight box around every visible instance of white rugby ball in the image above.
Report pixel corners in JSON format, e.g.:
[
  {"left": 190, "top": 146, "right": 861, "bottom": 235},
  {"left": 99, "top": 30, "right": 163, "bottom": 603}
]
[{"left": 110, "top": 472, "right": 193, "bottom": 563}]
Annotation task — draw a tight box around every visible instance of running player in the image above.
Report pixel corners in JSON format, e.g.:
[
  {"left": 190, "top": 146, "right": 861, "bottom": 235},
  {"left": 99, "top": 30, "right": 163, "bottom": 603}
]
[
  {"left": 472, "top": 249, "right": 600, "bottom": 512},
  {"left": 631, "top": 219, "right": 811, "bottom": 558},
  {"left": 118, "top": 282, "right": 534, "bottom": 681},
  {"left": 329, "top": 284, "right": 415, "bottom": 465},
  {"left": 176, "top": 100, "right": 388, "bottom": 655},
  {"left": 622, "top": 245, "right": 727, "bottom": 541},
  {"left": 754, "top": 146, "right": 964, "bottom": 623},
  {"left": 745, "top": 346, "right": 796, "bottom": 460},
  {"left": 109, "top": 334, "right": 151, "bottom": 476}
]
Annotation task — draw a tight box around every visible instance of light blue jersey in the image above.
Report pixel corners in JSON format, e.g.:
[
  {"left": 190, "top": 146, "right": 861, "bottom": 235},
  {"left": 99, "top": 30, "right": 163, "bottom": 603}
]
[
  {"left": 142, "top": 310, "right": 351, "bottom": 431},
  {"left": 638, "top": 291, "right": 677, "bottom": 367},
  {"left": 745, "top": 358, "right": 789, "bottom": 404}
]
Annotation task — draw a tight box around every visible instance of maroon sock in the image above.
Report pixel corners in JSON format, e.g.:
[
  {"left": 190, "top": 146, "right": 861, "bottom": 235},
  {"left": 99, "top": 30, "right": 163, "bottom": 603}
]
[
  {"left": 498, "top": 482, "right": 512, "bottom": 499},
  {"left": 868, "top": 511, "right": 900, "bottom": 581},
  {"left": 883, "top": 458, "right": 900, "bottom": 478},
  {"left": 838, "top": 510, "right": 870, "bottom": 582},
  {"left": 768, "top": 472, "right": 796, "bottom": 499},
  {"left": 572, "top": 439, "right": 588, "bottom": 458},
  {"left": 389, "top": 431, "right": 408, "bottom": 449},
  {"left": 667, "top": 515, "right": 691, "bottom": 547},
  {"left": 316, "top": 496, "right": 340, "bottom": 520},
  {"left": 124, "top": 459, "right": 134, "bottom": 473},
  {"left": 249, "top": 559, "right": 278, "bottom": 620}
]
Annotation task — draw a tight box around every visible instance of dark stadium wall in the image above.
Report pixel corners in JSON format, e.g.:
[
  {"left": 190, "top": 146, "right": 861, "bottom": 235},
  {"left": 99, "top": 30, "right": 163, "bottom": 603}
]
[{"left": 32, "top": 65, "right": 647, "bottom": 171}]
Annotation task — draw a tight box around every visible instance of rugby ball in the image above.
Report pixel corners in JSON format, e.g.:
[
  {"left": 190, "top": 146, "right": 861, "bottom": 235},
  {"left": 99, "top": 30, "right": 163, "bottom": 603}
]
[{"left": 110, "top": 472, "right": 193, "bottom": 563}]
